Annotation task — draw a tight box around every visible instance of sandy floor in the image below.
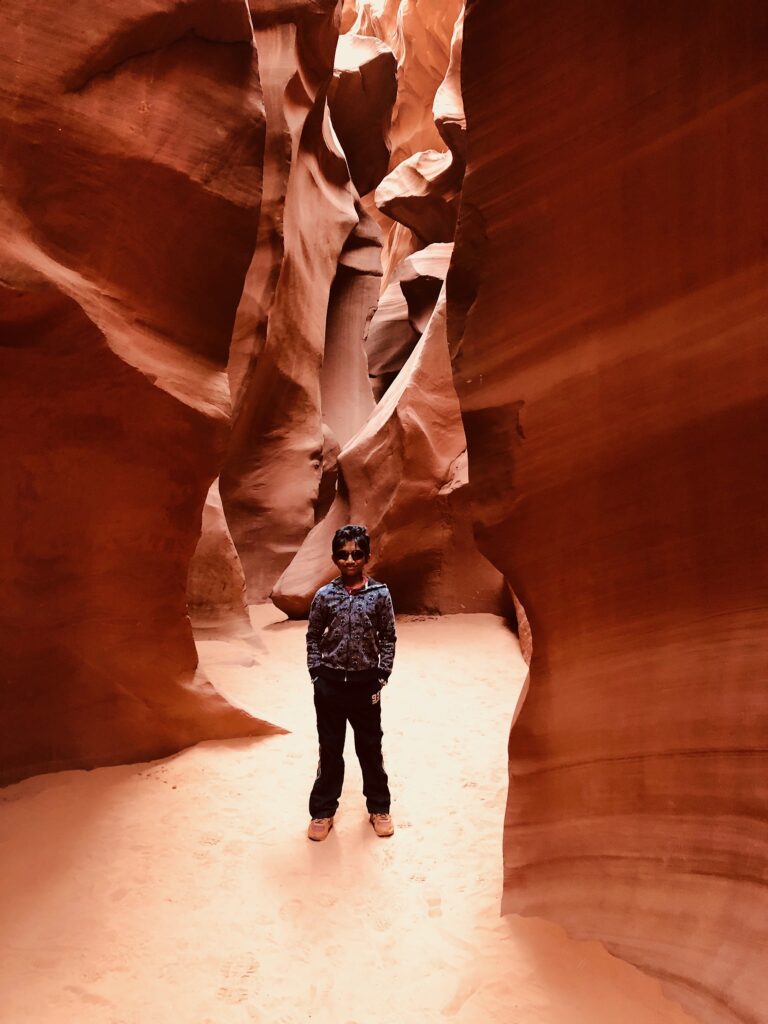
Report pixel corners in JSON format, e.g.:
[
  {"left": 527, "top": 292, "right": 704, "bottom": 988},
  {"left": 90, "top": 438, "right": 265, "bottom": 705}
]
[{"left": 0, "top": 607, "right": 696, "bottom": 1024}]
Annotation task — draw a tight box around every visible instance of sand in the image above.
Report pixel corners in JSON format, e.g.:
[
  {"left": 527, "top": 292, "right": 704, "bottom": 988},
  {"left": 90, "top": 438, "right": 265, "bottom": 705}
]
[{"left": 0, "top": 607, "right": 696, "bottom": 1024}]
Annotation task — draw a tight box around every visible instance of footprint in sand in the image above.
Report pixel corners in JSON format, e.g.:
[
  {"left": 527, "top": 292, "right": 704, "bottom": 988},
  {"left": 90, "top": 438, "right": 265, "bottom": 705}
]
[
  {"left": 63, "top": 985, "right": 113, "bottom": 1007},
  {"left": 224, "top": 839, "right": 247, "bottom": 856},
  {"left": 427, "top": 895, "right": 443, "bottom": 918},
  {"left": 193, "top": 833, "right": 223, "bottom": 863},
  {"left": 278, "top": 898, "right": 305, "bottom": 920},
  {"left": 216, "top": 954, "right": 260, "bottom": 1005},
  {"left": 278, "top": 892, "right": 336, "bottom": 922},
  {"left": 370, "top": 906, "right": 393, "bottom": 931}
]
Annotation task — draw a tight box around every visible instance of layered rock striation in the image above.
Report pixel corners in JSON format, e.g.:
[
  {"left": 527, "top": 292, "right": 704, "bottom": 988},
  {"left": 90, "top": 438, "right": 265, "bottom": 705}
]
[
  {"left": 451, "top": 2, "right": 768, "bottom": 1022},
  {"left": 220, "top": 0, "right": 363, "bottom": 602},
  {"left": 0, "top": 0, "right": 277, "bottom": 784}
]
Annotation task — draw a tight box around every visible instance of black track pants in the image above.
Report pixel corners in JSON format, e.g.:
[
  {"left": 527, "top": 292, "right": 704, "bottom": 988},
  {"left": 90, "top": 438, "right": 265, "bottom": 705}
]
[{"left": 309, "top": 677, "right": 390, "bottom": 818}]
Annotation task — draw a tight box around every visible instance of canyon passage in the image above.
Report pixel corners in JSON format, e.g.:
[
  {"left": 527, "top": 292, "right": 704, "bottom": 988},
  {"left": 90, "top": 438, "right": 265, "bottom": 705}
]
[{"left": 1, "top": 1, "right": 765, "bottom": 1022}]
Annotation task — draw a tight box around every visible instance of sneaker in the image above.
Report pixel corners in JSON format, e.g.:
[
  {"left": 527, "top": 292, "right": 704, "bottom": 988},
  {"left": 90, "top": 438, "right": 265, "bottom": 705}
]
[
  {"left": 369, "top": 812, "right": 394, "bottom": 837},
  {"left": 307, "top": 817, "right": 334, "bottom": 841}
]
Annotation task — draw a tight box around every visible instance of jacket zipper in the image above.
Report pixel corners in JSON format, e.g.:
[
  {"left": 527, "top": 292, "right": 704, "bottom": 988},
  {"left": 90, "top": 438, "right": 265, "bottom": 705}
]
[
  {"left": 345, "top": 589, "right": 352, "bottom": 682},
  {"left": 335, "top": 579, "right": 379, "bottom": 683}
]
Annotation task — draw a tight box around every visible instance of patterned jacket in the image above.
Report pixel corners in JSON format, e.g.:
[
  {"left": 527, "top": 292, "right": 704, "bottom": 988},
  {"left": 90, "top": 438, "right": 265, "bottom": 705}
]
[{"left": 306, "top": 577, "right": 396, "bottom": 684}]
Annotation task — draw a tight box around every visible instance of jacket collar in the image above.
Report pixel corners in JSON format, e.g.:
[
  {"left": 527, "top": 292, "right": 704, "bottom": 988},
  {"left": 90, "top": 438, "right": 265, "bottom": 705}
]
[{"left": 331, "top": 575, "right": 385, "bottom": 592}]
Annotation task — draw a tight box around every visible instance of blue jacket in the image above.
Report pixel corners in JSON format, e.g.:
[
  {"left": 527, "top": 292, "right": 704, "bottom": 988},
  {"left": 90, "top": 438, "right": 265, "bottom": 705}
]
[{"left": 306, "top": 577, "right": 396, "bottom": 684}]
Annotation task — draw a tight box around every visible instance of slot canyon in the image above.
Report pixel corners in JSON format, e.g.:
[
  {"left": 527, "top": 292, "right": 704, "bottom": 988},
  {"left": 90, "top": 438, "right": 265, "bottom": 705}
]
[{"left": 0, "top": 1, "right": 765, "bottom": 1022}]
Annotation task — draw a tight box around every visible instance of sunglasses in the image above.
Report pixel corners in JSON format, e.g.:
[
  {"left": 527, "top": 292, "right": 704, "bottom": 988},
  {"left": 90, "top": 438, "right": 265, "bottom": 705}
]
[{"left": 334, "top": 549, "right": 366, "bottom": 561}]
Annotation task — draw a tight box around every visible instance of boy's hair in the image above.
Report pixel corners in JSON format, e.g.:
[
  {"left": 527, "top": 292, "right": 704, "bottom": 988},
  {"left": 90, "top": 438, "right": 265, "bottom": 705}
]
[{"left": 332, "top": 524, "right": 371, "bottom": 558}]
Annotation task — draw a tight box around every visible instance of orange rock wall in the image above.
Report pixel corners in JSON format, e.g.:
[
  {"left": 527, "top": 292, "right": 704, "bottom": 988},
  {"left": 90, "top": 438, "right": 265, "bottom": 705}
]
[
  {"left": 452, "top": 3, "right": 768, "bottom": 1022},
  {"left": 220, "top": 2, "right": 361, "bottom": 601},
  {"left": 273, "top": 283, "right": 503, "bottom": 618},
  {"left": 187, "top": 481, "right": 251, "bottom": 636},
  {"left": 0, "top": 0, "right": 275, "bottom": 784},
  {"left": 271, "top": 2, "right": 504, "bottom": 619},
  {"left": 349, "top": 0, "right": 464, "bottom": 282}
]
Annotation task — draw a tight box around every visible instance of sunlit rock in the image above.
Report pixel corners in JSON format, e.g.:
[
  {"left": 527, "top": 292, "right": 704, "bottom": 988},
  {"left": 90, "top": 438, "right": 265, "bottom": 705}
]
[
  {"left": 328, "top": 34, "right": 397, "bottom": 197},
  {"left": 345, "top": 0, "right": 464, "bottom": 283},
  {"left": 272, "top": 284, "right": 504, "bottom": 617},
  {"left": 365, "top": 242, "right": 452, "bottom": 399}
]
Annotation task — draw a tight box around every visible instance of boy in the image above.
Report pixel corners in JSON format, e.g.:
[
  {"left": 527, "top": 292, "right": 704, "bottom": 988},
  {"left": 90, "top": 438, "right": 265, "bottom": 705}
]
[{"left": 305, "top": 524, "right": 396, "bottom": 841}]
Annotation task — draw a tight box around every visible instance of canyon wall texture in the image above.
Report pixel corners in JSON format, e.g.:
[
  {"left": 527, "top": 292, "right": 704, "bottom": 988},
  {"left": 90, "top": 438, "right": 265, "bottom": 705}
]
[
  {"left": 187, "top": 481, "right": 251, "bottom": 637},
  {"left": 273, "top": 281, "right": 502, "bottom": 617},
  {"left": 451, "top": 3, "right": 768, "bottom": 1023},
  {"left": 220, "top": 0, "right": 364, "bottom": 602},
  {"left": 271, "top": 0, "right": 503, "bottom": 617},
  {"left": 0, "top": 0, "right": 277, "bottom": 784}
]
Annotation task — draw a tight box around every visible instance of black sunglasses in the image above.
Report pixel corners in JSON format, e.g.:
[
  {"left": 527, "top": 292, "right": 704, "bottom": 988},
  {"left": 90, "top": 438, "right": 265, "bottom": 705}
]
[{"left": 334, "top": 549, "right": 366, "bottom": 561}]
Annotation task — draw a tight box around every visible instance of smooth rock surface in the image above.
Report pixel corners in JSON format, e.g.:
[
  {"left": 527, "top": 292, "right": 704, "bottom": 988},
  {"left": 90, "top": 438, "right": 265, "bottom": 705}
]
[
  {"left": 320, "top": 207, "right": 380, "bottom": 448},
  {"left": 328, "top": 34, "right": 397, "bottom": 197},
  {"left": 432, "top": 5, "right": 466, "bottom": 163},
  {"left": 221, "top": 3, "right": 359, "bottom": 602},
  {"left": 364, "top": 278, "right": 419, "bottom": 399},
  {"left": 365, "top": 242, "right": 452, "bottom": 399},
  {"left": 348, "top": 0, "right": 464, "bottom": 169},
  {"left": 375, "top": 149, "right": 460, "bottom": 243},
  {"left": 187, "top": 481, "right": 251, "bottom": 636},
  {"left": 272, "top": 284, "right": 504, "bottom": 617},
  {"left": 451, "top": 3, "right": 768, "bottom": 1022},
  {"left": 347, "top": 0, "right": 464, "bottom": 283},
  {"left": 0, "top": 0, "right": 275, "bottom": 784},
  {"left": 398, "top": 242, "right": 454, "bottom": 333}
]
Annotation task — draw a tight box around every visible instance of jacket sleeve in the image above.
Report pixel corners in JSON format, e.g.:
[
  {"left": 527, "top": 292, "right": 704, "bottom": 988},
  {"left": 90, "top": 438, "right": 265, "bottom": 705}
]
[
  {"left": 376, "top": 589, "right": 397, "bottom": 677},
  {"left": 306, "top": 591, "right": 327, "bottom": 675}
]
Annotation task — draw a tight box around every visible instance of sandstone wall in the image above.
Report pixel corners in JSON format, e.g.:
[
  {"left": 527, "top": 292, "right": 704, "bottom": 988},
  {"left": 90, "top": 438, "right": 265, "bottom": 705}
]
[
  {"left": 348, "top": 0, "right": 464, "bottom": 283},
  {"left": 273, "top": 282, "right": 503, "bottom": 617},
  {"left": 187, "top": 481, "right": 251, "bottom": 637},
  {"left": 0, "top": 0, "right": 277, "bottom": 784},
  {"left": 220, "top": 1, "right": 362, "bottom": 602},
  {"left": 451, "top": 3, "right": 768, "bottom": 1022},
  {"left": 271, "top": 1, "right": 504, "bottom": 618}
]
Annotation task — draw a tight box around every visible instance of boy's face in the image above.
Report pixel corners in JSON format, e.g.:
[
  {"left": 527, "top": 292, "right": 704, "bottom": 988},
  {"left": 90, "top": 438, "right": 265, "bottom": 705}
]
[{"left": 333, "top": 540, "right": 369, "bottom": 583}]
